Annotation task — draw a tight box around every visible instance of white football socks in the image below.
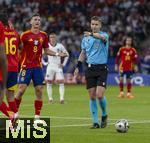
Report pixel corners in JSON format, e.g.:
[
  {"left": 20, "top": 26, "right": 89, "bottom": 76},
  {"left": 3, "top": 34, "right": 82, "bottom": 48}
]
[
  {"left": 59, "top": 84, "right": 64, "bottom": 101},
  {"left": 47, "top": 83, "right": 53, "bottom": 101}
]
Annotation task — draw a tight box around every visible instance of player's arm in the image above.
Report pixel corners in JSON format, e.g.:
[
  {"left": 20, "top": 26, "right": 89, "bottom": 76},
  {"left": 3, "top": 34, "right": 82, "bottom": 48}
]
[
  {"left": 43, "top": 35, "right": 68, "bottom": 57},
  {"left": 0, "top": 44, "right": 7, "bottom": 89},
  {"left": 44, "top": 48, "right": 68, "bottom": 57},
  {"left": 61, "top": 46, "right": 69, "bottom": 67},
  {"left": 84, "top": 31, "right": 106, "bottom": 42},
  {"left": 132, "top": 48, "right": 138, "bottom": 72},
  {"left": 115, "top": 48, "right": 121, "bottom": 72},
  {"left": 42, "top": 55, "right": 48, "bottom": 66},
  {"left": 74, "top": 50, "right": 86, "bottom": 76},
  {"left": 132, "top": 48, "right": 138, "bottom": 63},
  {"left": 78, "top": 49, "right": 86, "bottom": 62},
  {"left": 62, "top": 56, "right": 69, "bottom": 67}
]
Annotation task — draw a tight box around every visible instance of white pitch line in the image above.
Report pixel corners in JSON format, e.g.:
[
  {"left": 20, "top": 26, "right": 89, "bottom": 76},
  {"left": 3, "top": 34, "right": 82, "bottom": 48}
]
[
  {"left": 1, "top": 114, "right": 150, "bottom": 123},
  {"left": 46, "top": 116, "right": 148, "bottom": 122},
  {"left": 1, "top": 114, "right": 150, "bottom": 122},
  {"left": 51, "top": 123, "right": 91, "bottom": 128},
  {"left": 51, "top": 121, "right": 150, "bottom": 128},
  {"left": 0, "top": 114, "right": 126, "bottom": 121},
  {"left": 1, "top": 114, "right": 150, "bottom": 128},
  {"left": 50, "top": 116, "right": 119, "bottom": 121},
  {"left": 130, "top": 121, "right": 150, "bottom": 124}
]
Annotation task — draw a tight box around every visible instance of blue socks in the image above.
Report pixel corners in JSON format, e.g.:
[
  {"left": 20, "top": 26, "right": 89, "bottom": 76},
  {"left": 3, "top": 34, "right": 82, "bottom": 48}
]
[
  {"left": 90, "top": 96, "right": 107, "bottom": 124},
  {"left": 89, "top": 99, "right": 99, "bottom": 124},
  {"left": 98, "top": 96, "right": 107, "bottom": 116}
]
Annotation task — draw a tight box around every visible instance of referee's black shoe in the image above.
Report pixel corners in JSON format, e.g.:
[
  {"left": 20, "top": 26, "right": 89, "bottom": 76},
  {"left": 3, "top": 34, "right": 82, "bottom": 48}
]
[
  {"left": 101, "top": 115, "right": 108, "bottom": 128},
  {"left": 90, "top": 123, "right": 100, "bottom": 129}
]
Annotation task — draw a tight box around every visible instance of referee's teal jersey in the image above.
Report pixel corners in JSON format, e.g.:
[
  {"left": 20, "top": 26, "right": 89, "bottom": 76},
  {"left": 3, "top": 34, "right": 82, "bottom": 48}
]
[{"left": 81, "top": 31, "right": 109, "bottom": 64}]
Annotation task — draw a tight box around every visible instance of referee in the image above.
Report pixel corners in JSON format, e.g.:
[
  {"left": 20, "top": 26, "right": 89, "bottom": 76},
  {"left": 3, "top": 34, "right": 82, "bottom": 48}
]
[{"left": 74, "top": 16, "right": 109, "bottom": 129}]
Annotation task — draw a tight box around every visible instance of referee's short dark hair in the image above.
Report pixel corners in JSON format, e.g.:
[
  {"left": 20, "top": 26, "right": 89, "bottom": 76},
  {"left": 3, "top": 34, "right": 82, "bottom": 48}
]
[{"left": 91, "top": 16, "right": 102, "bottom": 23}]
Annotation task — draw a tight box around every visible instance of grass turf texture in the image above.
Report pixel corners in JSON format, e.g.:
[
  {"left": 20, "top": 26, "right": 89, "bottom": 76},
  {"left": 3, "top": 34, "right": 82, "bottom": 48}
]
[{"left": 1, "top": 85, "right": 150, "bottom": 143}]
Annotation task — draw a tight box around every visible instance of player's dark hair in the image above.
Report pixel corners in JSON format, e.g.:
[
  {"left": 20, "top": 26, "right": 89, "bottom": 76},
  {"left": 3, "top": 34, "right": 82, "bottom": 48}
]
[
  {"left": 49, "top": 32, "right": 56, "bottom": 36},
  {"left": 91, "top": 16, "right": 102, "bottom": 23},
  {"left": 0, "top": 9, "right": 8, "bottom": 26},
  {"left": 124, "top": 36, "right": 134, "bottom": 47},
  {"left": 30, "top": 13, "right": 40, "bottom": 19}
]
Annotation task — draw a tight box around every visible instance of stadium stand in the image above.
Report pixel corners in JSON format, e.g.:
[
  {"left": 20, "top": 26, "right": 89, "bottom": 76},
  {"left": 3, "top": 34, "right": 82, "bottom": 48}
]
[{"left": 0, "top": 0, "right": 149, "bottom": 73}]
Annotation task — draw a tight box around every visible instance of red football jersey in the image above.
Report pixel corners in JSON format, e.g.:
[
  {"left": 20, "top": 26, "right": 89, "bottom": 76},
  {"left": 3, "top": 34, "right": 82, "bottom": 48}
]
[
  {"left": 0, "top": 21, "right": 5, "bottom": 81},
  {"left": 116, "top": 47, "right": 138, "bottom": 72},
  {"left": 20, "top": 30, "right": 49, "bottom": 69},
  {"left": 0, "top": 21, "right": 5, "bottom": 44},
  {"left": 4, "top": 27, "right": 20, "bottom": 72}
]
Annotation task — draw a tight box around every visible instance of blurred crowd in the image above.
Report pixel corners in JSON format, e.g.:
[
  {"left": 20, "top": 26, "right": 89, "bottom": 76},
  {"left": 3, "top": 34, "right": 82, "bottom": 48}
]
[{"left": 0, "top": 0, "right": 150, "bottom": 73}]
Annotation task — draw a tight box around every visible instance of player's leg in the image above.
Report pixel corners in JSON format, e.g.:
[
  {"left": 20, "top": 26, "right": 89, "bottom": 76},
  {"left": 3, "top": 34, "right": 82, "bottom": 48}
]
[
  {"left": 56, "top": 68, "right": 65, "bottom": 104},
  {"left": 0, "top": 95, "right": 10, "bottom": 117},
  {"left": 96, "top": 65, "right": 108, "bottom": 128},
  {"left": 6, "top": 90, "right": 18, "bottom": 115},
  {"left": 118, "top": 72, "right": 124, "bottom": 98},
  {"left": 15, "top": 69, "right": 31, "bottom": 110},
  {"left": 45, "top": 65, "right": 55, "bottom": 103},
  {"left": 15, "top": 84, "right": 28, "bottom": 109},
  {"left": 0, "top": 82, "right": 11, "bottom": 117},
  {"left": 6, "top": 72, "right": 18, "bottom": 115},
  {"left": 86, "top": 77, "right": 99, "bottom": 128},
  {"left": 33, "top": 68, "right": 44, "bottom": 119},
  {"left": 47, "top": 82, "right": 53, "bottom": 104},
  {"left": 34, "top": 85, "right": 43, "bottom": 119},
  {"left": 126, "top": 71, "right": 134, "bottom": 98},
  {"left": 96, "top": 86, "right": 107, "bottom": 128}
]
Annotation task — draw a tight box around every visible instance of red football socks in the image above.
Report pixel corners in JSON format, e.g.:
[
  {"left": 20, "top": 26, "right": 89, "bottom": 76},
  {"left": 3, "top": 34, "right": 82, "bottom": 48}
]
[
  {"left": 0, "top": 101, "right": 11, "bottom": 117},
  {"left": 15, "top": 98, "right": 22, "bottom": 110},
  {"left": 119, "top": 82, "right": 124, "bottom": 92},
  {"left": 8, "top": 101, "right": 18, "bottom": 113},
  {"left": 34, "top": 100, "right": 43, "bottom": 116},
  {"left": 127, "top": 82, "right": 132, "bottom": 93}
]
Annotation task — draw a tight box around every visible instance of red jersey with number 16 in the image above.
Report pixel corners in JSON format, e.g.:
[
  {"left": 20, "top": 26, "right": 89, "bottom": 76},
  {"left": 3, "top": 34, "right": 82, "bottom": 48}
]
[
  {"left": 4, "top": 27, "right": 20, "bottom": 72},
  {"left": 0, "top": 21, "right": 5, "bottom": 81},
  {"left": 0, "top": 21, "right": 5, "bottom": 44},
  {"left": 20, "top": 30, "right": 49, "bottom": 69}
]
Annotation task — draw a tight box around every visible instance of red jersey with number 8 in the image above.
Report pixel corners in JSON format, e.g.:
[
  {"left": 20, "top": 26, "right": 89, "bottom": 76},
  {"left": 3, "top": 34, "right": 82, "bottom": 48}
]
[{"left": 20, "top": 30, "right": 49, "bottom": 69}]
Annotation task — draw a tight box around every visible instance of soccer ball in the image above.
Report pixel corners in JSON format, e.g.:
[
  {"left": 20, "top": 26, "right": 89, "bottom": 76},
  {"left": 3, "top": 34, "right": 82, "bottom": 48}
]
[{"left": 115, "top": 119, "right": 129, "bottom": 133}]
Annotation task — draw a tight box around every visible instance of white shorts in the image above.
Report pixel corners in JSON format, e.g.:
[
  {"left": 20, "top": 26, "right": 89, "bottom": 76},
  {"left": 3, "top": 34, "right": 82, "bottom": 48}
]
[{"left": 45, "top": 64, "right": 64, "bottom": 81}]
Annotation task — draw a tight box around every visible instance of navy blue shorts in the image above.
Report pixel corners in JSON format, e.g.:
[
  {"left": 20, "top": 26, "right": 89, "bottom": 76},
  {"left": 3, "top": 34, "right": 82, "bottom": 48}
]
[
  {"left": 18, "top": 67, "right": 44, "bottom": 86},
  {"left": 119, "top": 71, "right": 133, "bottom": 79},
  {"left": 7, "top": 72, "right": 18, "bottom": 90}
]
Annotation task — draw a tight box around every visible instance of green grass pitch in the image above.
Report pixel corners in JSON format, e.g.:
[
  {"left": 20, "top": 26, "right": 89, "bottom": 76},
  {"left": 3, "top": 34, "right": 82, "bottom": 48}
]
[{"left": 2, "top": 85, "right": 150, "bottom": 143}]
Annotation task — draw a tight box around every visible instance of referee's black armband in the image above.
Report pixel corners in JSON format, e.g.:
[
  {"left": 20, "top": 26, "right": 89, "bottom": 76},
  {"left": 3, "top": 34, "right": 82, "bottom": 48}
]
[{"left": 76, "top": 61, "right": 82, "bottom": 69}]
